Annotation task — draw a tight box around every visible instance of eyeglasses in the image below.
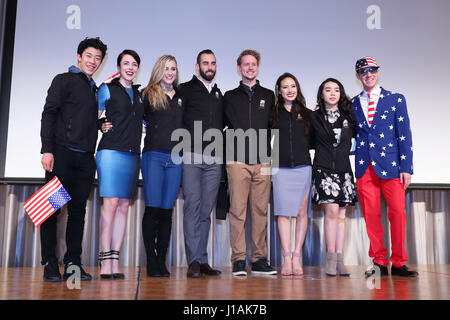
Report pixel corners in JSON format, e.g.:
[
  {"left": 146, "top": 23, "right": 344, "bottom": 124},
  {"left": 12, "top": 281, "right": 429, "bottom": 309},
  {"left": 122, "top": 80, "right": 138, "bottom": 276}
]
[{"left": 358, "top": 67, "right": 379, "bottom": 75}]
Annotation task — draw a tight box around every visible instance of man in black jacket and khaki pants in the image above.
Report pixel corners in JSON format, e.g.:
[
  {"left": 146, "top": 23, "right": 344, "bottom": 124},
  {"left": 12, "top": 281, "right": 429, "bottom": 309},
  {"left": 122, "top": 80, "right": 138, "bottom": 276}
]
[
  {"left": 224, "top": 49, "right": 276, "bottom": 276},
  {"left": 40, "top": 37, "right": 107, "bottom": 282}
]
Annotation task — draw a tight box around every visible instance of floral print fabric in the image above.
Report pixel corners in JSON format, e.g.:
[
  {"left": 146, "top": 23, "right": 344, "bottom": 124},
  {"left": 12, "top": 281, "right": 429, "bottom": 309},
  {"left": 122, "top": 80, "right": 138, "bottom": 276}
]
[{"left": 311, "top": 168, "right": 357, "bottom": 207}]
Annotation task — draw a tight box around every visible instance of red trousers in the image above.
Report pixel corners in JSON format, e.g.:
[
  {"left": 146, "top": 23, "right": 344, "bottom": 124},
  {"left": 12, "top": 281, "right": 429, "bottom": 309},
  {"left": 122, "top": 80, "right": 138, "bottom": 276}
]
[{"left": 356, "top": 164, "right": 407, "bottom": 267}]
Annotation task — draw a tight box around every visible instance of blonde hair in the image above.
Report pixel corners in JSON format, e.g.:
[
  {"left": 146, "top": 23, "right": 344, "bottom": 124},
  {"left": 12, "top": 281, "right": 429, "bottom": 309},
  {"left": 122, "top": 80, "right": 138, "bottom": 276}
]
[{"left": 142, "top": 55, "right": 179, "bottom": 110}]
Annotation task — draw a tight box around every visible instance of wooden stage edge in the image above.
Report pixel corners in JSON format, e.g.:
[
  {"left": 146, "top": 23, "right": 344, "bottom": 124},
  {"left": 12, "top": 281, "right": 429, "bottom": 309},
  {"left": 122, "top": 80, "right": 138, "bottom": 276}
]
[{"left": 0, "top": 265, "right": 449, "bottom": 300}]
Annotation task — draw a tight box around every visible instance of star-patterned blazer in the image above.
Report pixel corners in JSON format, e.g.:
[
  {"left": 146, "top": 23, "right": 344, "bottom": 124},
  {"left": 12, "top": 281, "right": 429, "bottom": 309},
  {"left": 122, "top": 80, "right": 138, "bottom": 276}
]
[{"left": 352, "top": 87, "right": 413, "bottom": 179}]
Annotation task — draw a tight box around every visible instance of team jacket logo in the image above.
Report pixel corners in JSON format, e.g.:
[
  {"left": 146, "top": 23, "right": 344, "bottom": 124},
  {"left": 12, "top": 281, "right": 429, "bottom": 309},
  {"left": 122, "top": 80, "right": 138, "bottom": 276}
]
[
  {"left": 178, "top": 98, "right": 182, "bottom": 107},
  {"left": 259, "top": 100, "right": 265, "bottom": 109}
]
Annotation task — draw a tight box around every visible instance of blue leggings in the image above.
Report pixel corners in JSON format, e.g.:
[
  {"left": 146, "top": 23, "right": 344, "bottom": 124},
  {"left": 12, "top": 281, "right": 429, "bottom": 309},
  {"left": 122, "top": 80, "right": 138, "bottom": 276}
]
[{"left": 141, "top": 150, "right": 182, "bottom": 209}]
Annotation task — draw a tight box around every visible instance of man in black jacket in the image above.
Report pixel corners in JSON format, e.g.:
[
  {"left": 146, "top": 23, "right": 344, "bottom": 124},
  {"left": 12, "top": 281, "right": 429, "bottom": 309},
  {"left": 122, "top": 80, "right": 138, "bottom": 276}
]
[
  {"left": 40, "top": 37, "right": 107, "bottom": 282},
  {"left": 179, "top": 50, "right": 224, "bottom": 278},
  {"left": 224, "top": 49, "right": 276, "bottom": 276}
]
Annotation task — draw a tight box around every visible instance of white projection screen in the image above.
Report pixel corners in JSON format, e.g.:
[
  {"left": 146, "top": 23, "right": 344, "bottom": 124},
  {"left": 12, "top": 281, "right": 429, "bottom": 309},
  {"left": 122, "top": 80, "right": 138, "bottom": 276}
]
[{"left": 3, "top": 0, "right": 450, "bottom": 184}]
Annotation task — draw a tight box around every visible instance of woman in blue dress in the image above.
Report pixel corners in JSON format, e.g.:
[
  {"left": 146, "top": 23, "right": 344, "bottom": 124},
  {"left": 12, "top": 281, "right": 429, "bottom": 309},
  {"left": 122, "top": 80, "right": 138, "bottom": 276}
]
[
  {"left": 96, "top": 50, "right": 144, "bottom": 279},
  {"left": 140, "top": 55, "right": 184, "bottom": 277}
]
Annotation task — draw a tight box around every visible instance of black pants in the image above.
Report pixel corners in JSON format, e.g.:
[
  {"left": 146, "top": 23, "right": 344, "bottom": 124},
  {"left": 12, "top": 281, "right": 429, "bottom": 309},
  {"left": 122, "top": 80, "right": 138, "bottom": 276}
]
[{"left": 40, "top": 144, "right": 96, "bottom": 265}]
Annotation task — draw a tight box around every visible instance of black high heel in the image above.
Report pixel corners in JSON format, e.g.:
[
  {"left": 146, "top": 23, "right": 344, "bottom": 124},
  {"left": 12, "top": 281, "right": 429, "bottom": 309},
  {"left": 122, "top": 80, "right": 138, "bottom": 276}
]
[
  {"left": 111, "top": 250, "right": 125, "bottom": 279},
  {"left": 99, "top": 251, "right": 114, "bottom": 279}
]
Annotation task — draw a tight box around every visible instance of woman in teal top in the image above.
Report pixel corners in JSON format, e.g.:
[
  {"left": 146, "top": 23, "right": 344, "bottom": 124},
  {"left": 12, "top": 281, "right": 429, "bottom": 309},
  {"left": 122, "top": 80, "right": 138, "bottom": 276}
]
[{"left": 96, "top": 49, "right": 144, "bottom": 279}]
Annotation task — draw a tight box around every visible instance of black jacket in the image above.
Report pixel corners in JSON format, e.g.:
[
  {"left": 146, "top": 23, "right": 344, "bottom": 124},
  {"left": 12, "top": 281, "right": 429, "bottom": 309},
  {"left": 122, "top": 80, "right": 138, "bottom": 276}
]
[
  {"left": 223, "top": 81, "right": 275, "bottom": 164},
  {"left": 97, "top": 78, "right": 144, "bottom": 154},
  {"left": 310, "top": 109, "right": 356, "bottom": 173},
  {"left": 142, "top": 90, "right": 184, "bottom": 153},
  {"left": 178, "top": 76, "right": 224, "bottom": 154},
  {"left": 272, "top": 106, "right": 311, "bottom": 168},
  {"left": 41, "top": 70, "right": 98, "bottom": 154}
]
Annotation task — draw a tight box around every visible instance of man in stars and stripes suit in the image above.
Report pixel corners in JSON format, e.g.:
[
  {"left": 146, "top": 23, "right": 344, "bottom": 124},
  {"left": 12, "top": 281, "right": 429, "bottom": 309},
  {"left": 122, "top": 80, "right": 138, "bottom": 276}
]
[{"left": 352, "top": 56, "right": 418, "bottom": 277}]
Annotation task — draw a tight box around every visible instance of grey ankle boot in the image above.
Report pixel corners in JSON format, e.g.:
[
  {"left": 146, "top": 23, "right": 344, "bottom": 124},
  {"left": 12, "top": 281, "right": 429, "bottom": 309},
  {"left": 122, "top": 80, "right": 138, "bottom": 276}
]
[
  {"left": 336, "top": 253, "right": 350, "bottom": 276},
  {"left": 325, "top": 252, "right": 337, "bottom": 276}
]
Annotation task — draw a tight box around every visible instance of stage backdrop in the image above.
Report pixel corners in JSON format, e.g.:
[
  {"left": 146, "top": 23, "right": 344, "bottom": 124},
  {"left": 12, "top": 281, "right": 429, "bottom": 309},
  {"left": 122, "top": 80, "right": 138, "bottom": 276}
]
[
  {"left": 0, "top": 184, "right": 449, "bottom": 268},
  {"left": 2, "top": 0, "right": 450, "bottom": 184}
]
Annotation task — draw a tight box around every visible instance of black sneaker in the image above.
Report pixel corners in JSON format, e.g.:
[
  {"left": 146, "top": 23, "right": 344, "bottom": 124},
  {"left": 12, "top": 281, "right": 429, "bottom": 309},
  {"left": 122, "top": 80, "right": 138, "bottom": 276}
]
[
  {"left": 62, "top": 262, "right": 92, "bottom": 281},
  {"left": 232, "top": 260, "right": 247, "bottom": 276},
  {"left": 43, "top": 260, "right": 62, "bottom": 282},
  {"left": 251, "top": 257, "right": 277, "bottom": 275}
]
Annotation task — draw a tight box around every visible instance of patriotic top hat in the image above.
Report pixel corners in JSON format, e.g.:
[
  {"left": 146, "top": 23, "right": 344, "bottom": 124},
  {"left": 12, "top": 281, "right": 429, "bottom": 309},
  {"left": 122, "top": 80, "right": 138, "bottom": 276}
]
[{"left": 355, "top": 56, "right": 379, "bottom": 71}]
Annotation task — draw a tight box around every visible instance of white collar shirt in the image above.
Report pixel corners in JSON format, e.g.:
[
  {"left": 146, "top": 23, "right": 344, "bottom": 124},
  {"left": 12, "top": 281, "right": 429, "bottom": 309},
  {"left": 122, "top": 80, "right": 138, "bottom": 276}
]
[
  {"left": 359, "top": 85, "right": 381, "bottom": 125},
  {"left": 196, "top": 75, "right": 215, "bottom": 93}
]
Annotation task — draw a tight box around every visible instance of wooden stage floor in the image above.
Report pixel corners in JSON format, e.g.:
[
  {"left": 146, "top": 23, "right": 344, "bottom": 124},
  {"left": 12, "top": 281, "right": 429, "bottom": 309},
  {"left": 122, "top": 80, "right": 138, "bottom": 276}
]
[{"left": 1, "top": 264, "right": 449, "bottom": 301}]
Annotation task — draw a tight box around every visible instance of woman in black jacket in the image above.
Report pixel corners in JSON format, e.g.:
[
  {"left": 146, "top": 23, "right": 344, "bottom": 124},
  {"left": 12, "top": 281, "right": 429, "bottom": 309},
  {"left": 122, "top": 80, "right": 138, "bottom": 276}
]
[
  {"left": 310, "top": 78, "right": 357, "bottom": 276},
  {"left": 272, "top": 73, "right": 312, "bottom": 276},
  {"left": 140, "top": 55, "right": 184, "bottom": 277},
  {"left": 96, "top": 50, "right": 144, "bottom": 279}
]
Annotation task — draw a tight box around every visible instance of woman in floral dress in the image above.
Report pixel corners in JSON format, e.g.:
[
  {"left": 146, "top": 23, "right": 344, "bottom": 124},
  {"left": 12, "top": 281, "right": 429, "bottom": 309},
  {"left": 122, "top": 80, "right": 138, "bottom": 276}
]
[{"left": 310, "top": 78, "right": 357, "bottom": 276}]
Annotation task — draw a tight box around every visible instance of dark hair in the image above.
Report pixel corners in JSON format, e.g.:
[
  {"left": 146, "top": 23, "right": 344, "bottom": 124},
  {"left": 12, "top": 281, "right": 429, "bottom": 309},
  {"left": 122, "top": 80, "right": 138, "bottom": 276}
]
[
  {"left": 237, "top": 49, "right": 261, "bottom": 66},
  {"left": 273, "top": 72, "right": 310, "bottom": 133},
  {"left": 316, "top": 78, "right": 354, "bottom": 123},
  {"left": 77, "top": 37, "right": 107, "bottom": 60},
  {"left": 196, "top": 49, "right": 215, "bottom": 65},
  {"left": 117, "top": 49, "right": 141, "bottom": 67}
]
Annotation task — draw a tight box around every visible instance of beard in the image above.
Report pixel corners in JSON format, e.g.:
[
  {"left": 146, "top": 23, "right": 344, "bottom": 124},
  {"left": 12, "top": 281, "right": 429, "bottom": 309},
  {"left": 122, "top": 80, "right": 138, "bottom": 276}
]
[{"left": 199, "top": 68, "right": 216, "bottom": 81}]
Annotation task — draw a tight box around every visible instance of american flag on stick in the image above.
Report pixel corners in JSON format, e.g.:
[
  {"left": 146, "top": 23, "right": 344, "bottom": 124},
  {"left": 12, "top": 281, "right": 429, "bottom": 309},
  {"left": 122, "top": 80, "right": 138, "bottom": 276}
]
[
  {"left": 23, "top": 177, "right": 71, "bottom": 227},
  {"left": 102, "top": 72, "right": 120, "bottom": 83}
]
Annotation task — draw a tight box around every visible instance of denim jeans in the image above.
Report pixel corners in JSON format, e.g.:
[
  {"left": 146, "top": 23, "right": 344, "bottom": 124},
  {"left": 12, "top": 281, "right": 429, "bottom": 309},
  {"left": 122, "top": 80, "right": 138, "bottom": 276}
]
[{"left": 141, "top": 150, "right": 182, "bottom": 209}]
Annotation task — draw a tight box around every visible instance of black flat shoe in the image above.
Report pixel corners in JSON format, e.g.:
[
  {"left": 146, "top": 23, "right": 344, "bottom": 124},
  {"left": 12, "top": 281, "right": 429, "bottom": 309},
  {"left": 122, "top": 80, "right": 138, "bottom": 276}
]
[
  {"left": 365, "top": 262, "right": 389, "bottom": 277},
  {"left": 147, "top": 259, "right": 161, "bottom": 277},
  {"left": 158, "top": 259, "right": 170, "bottom": 277},
  {"left": 391, "top": 265, "right": 418, "bottom": 277},
  {"left": 159, "top": 268, "right": 170, "bottom": 277},
  {"left": 100, "top": 274, "right": 114, "bottom": 279},
  {"left": 187, "top": 261, "right": 201, "bottom": 278},
  {"left": 147, "top": 269, "right": 161, "bottom": 277},
  {"left": 200, "top": 263, "right": 222, "bottom": 276},
  {"left": 113, "top": 273, "right": 125, "bottom": 279}
]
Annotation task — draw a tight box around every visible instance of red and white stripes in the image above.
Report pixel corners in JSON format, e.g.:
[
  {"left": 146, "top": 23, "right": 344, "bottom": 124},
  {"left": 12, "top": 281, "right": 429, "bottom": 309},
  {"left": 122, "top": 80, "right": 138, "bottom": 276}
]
[
  {"left": 367, "top": 92, "right": 375, "bottom": 125},
  {"left": 23, "top": 177, "right": 61, "bottom": 227}
]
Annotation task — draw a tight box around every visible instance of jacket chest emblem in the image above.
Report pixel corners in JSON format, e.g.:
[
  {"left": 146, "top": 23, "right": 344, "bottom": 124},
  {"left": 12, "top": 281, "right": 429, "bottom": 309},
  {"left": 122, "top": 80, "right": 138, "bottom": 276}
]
[
  {"left": 178, "top": 98, "right": 182, "bottom": 107},
  {"left": 259, "top": 99, "right": 265, "bottom": 109},
  {"left": 215, "top": 91, "right": 220, "bottom": 99}
]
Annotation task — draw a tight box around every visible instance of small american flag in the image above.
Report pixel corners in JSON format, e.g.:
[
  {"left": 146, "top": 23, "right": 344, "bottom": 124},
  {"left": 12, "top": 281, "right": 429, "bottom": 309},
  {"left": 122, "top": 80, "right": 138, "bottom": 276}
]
[
  {"left": 23, "top": 177, "right": 71, "bottom": 227},
  {"left": 102, "top": 72, "right": 120, "bottom": 84}
]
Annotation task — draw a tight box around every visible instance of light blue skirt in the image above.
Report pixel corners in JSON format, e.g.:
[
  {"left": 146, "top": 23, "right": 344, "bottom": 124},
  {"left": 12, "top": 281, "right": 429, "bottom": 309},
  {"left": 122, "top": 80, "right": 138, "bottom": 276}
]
[
  {"left": 272, "top": 165, "right": 312, "bottom": 217},
  {"left": 96, "top": 149, "right": 140, "bottom": 199}
]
